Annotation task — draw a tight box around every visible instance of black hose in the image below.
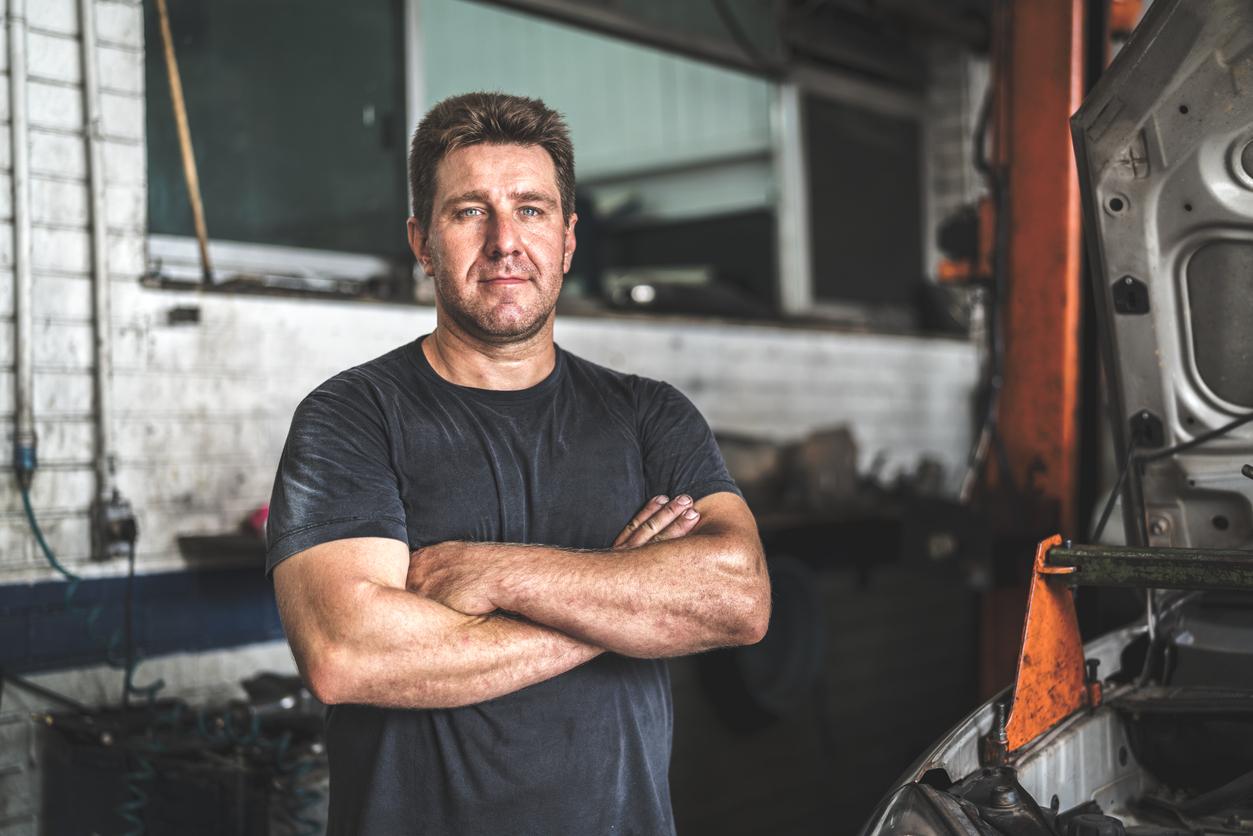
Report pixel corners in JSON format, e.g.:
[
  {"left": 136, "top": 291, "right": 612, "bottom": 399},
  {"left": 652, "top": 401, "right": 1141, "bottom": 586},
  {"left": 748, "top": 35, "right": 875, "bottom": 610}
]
[
  {"left": 961, "top": 47, "right": 1019, "bottom": 503},
  {"left": 1091, "top": 438, "right": 1136, "bottom": 542},
  {"left": 1093, "top": 411, "right": 1253, "bottom": 543}
]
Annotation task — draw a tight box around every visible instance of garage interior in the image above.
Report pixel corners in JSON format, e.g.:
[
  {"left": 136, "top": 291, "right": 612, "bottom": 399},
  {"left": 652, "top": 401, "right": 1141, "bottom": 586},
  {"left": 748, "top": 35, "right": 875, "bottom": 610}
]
[{"left": 2, "top": 0, "right": 1251, "bottom": 834}]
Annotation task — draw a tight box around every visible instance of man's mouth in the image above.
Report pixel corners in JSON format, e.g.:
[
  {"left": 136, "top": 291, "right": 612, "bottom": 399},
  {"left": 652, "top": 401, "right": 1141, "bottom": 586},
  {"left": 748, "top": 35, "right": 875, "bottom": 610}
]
[{"left": 479, "top": 276, "right": 530, "bottom": 285}]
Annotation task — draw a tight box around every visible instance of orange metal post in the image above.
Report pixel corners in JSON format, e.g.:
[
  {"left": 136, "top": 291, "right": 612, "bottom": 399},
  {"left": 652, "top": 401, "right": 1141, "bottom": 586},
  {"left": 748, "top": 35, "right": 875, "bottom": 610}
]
[
  {"left": 980, "top": 0, "right": 1087, "bottom": 696},
  {"left": 1000, "top": 0, "right": 1086, "bottom": 535}
]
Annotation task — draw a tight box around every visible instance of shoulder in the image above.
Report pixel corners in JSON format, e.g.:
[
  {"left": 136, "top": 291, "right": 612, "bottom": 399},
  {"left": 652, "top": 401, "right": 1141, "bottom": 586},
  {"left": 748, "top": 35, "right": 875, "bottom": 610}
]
[
  {"left": 557, "top": 349, "right": 706, "bottom": 444},
  {"left": 558, "top": 346, "right": 677, "bottom": 408}
]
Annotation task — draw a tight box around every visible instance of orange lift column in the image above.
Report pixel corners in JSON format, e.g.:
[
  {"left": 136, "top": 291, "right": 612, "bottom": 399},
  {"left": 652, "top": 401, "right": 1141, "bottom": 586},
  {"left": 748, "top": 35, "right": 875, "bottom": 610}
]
[{"left": 980, "top": 0, "right": 1087, "bottom": 695}]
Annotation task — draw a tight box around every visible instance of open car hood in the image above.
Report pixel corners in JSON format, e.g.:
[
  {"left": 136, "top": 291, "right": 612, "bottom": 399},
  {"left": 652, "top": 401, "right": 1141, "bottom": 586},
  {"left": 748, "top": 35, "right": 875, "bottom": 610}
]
[{"left": 1072, "top": 0, "right": 1253, "bottom": 550}]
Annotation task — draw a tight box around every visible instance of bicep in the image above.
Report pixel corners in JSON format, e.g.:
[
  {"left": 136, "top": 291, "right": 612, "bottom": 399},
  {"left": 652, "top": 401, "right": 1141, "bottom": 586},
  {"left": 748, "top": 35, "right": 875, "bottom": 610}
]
[{"left": 272, "top": 536, "right": 410, "bottom": 663}]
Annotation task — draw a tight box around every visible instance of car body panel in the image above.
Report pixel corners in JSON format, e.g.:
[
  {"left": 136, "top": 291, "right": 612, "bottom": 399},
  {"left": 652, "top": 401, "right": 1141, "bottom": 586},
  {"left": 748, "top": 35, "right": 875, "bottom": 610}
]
[{"left": 1072, "top": 0, "right": 1253, "bottom": 550}]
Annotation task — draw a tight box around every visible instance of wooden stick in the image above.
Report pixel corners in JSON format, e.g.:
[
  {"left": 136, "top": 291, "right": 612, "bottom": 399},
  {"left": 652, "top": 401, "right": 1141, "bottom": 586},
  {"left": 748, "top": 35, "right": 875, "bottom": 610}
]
[{"left": 155, "top": 0, "right": 213, "bottom": 283}]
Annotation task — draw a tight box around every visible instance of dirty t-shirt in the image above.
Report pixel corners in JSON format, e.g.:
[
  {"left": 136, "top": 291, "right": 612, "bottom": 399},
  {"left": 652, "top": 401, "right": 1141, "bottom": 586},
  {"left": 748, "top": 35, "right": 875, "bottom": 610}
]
[{"left": 265, "top": 336, "right": 740, "bottom": 836}]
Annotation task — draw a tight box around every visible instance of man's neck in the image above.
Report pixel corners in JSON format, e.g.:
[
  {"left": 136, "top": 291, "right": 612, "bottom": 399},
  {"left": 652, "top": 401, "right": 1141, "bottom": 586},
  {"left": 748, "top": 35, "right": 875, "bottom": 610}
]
[{"left": 422, "top": 320, "right": 557, "bottom": 391}]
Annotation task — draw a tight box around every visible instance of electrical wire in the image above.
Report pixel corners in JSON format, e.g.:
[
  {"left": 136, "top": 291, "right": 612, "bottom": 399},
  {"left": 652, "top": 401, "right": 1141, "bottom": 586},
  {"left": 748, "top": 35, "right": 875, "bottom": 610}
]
[
  {"left": 959, "top": 55, "right": 1019, "bottom": 504},
  {"left": 118, "top": 540, "right": 162, "bottom": 836},
  {"left": 1137, "top": 410, "right": 1253, "bottom": 465},
  {"left": 1087, "top": 410, "right": 1253, "bottom": 686},
  {"left": 1091, "top": 410, "right": 1253, "bottom": 542},
  {"left": 1091, "top": 438, "right": 1136, "bottom": 542}
]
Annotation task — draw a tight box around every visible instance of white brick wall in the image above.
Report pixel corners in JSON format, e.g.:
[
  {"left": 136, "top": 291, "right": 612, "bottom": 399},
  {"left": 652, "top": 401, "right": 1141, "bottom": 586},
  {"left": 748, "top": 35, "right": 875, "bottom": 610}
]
[{"left": 0, "top": 0, "right": 149, "bottom": 586}]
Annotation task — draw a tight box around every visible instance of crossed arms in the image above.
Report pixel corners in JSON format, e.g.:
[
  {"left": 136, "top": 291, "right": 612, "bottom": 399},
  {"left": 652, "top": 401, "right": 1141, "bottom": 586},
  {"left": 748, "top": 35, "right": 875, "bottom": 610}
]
[{"left": 272, "top": 491, "right": 770, "bottom": 710}]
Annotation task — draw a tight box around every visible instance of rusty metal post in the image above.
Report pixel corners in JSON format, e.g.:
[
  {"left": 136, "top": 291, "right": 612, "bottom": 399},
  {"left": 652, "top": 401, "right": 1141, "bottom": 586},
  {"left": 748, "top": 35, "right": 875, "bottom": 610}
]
[
  {"left": 980, "top": 0, "right": 1087, "bottom": 696},
  {"left": 1000, "top": 0, "right": 1086, "bottom": 534}
]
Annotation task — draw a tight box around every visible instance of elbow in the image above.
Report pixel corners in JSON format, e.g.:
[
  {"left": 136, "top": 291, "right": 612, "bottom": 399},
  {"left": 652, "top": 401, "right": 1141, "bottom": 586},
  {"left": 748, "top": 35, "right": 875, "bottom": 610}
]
[
  {"left": 724, "top": 567, "right": 771, "bottom": 647},
  {"left": 303, "top": 643, "right": 355, "bottom": 705},
  {"left": 301, "top": 638, "right": 455, "bottom": 709},
  {"left": 707, "top": 543, "right": 771, "bottom": 648},
  {"left": 735, "top": 546, "right": 772, "bottom": 646},
  {"left": 736, "top": 585, "right": 771, "bottom": 646}
]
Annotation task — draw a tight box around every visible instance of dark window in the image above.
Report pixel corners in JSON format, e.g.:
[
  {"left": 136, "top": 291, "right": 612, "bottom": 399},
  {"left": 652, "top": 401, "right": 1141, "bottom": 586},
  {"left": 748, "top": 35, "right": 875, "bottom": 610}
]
[
  {"left": 601, "top": 209, "right": 777, "bottom": 315},
  {"left": 804, "top": 94, "right": 923, "bottom": 310},
  {"left": 143, "top": 0, "right": 409, "bottom": 257}
]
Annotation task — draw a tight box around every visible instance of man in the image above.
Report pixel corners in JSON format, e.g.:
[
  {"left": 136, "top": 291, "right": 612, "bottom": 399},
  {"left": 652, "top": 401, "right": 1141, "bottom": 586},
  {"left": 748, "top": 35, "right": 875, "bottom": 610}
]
[{"left": 267, "top": 91, "right": 770, "bottom": 835}]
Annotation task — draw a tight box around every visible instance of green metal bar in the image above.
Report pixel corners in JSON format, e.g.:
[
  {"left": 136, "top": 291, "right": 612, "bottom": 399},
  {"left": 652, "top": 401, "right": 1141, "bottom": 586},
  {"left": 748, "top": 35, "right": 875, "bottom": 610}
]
[{"left": 1046, "top": 543, "right": 1253, "bottom": 590}]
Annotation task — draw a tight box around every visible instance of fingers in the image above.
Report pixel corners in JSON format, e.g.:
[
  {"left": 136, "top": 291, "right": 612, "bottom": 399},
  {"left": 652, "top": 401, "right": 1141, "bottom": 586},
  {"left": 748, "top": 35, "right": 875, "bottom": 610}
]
[
  {"left": 613, "top": 495, "right": 669, "bottom": 547},
  {"left": 616, "top": 494, "right": 699, "bottom": 548},
  {"left": 650, "top": 501, "right": 701, "bottom": 543}
]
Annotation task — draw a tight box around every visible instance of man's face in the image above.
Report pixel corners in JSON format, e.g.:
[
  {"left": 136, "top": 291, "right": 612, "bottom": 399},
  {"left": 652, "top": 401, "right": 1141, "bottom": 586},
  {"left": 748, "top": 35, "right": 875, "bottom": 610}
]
[{"left": 409, "top": 143, "right": 576, "bottom": 344}]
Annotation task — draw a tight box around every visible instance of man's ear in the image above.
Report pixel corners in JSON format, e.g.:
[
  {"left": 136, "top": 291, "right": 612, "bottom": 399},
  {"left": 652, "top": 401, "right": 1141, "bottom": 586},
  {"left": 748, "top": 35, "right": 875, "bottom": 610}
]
[
  {"left": 407, "top": 216, "right": 432, "bottom": 275},
  {"left": 562, "top": 212, "right": 578, "bottom": 274}
]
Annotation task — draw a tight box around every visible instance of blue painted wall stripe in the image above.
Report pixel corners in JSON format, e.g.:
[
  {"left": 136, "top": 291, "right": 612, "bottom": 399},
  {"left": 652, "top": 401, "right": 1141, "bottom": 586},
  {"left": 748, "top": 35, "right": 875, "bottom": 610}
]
[{"left": 0, "top": 568, "right": 284, "bottom": 675}]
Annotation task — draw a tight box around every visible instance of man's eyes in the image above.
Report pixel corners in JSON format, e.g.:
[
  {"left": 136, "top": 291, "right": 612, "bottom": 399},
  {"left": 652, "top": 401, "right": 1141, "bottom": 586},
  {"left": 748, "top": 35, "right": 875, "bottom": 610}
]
[{"left": 454, "top": 206, "right": 544, "bottom": 219}]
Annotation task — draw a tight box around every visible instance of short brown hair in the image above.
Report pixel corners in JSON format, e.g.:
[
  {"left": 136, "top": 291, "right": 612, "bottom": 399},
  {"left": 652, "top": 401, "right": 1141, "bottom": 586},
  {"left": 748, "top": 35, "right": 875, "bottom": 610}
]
[{"left": 408, "top": 92, "right": 576, "bottom": 231}]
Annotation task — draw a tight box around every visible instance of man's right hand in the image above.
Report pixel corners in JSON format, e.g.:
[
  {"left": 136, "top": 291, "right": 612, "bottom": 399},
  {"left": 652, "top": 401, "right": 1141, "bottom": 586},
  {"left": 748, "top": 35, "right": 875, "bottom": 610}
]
[{"left": 612, "top": 494, "right": 701, "bottom": 549}]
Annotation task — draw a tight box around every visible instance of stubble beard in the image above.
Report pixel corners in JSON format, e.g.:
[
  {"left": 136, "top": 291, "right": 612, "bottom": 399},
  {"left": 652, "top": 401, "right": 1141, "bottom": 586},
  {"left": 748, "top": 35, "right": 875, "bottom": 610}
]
[{"left": 429, "top": 249, "right": 559, "bottom": 346}]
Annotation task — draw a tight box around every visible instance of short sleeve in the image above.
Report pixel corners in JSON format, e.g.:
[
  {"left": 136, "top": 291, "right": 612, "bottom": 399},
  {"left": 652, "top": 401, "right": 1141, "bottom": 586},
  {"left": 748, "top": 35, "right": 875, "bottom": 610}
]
[
  {"left": 265, "top": 375, "right": 408, "bottom": 575},
  {"left": 637, "top": 381, "right": 741, "bottom": 503}
]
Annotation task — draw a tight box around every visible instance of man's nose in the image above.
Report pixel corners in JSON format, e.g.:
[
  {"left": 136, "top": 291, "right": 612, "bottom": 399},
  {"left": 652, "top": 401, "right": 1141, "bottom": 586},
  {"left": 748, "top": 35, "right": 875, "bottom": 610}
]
[{"left": 485, "top": 214, "right": 522, "bottom": 258}]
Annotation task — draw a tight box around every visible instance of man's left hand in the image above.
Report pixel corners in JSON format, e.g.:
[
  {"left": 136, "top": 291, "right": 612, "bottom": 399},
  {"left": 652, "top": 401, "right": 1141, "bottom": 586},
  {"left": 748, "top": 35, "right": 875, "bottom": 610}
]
[
  {"left": 409, "top": 494, "right": 704, "bottom": 616},
  {"left": 613, "top": 494, "right": 701, "bottom": 549}
]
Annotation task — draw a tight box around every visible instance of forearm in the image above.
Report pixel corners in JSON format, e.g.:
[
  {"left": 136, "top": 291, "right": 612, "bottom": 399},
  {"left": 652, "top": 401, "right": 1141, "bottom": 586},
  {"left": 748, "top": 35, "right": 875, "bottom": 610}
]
[
  {"left": 475, "top": 530, "right": 766, "bottom": 658},
  {"left": 290, "top": 584, "right": 601, "bottom": 709}
]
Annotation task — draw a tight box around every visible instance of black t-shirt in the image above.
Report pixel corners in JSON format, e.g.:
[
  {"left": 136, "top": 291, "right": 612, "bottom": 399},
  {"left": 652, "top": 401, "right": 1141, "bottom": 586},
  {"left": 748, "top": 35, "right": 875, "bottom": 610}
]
[{"left": 266, "top": 336, "right": 740, "bottom": 835}]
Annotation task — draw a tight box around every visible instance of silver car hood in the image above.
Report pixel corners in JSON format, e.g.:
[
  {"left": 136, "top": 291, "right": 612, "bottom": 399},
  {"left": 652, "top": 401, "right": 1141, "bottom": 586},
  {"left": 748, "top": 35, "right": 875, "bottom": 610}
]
[{"left": 1072, "top": 0, "right": 1253, "bottom": 550}]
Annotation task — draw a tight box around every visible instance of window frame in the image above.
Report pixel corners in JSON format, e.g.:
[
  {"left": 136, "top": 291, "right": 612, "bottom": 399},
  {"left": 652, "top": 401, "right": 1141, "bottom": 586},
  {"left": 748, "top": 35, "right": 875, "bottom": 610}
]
[
  {"left": 773, "top": 66, "right": 928, "bottom": 325},
  {"left": 143, "top": 0, "right": 424, "bottom": 290},
  {"left": 144, "top": 0, "right": 932, "bottom": 333}
]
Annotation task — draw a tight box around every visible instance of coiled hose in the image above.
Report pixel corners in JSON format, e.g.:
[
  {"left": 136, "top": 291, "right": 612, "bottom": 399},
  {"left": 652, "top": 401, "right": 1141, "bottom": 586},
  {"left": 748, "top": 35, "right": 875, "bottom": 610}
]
[
  {"left": 21, "top": 484, "right": 322, "bottom": 834},
  {"left": 19, "top": 483, "right": 163, "bottom": 834}
]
